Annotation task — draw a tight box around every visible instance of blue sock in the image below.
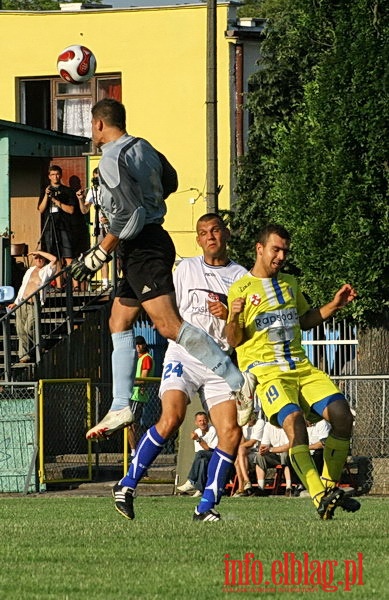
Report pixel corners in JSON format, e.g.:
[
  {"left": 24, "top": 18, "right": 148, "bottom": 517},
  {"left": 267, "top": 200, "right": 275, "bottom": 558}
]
[
  {"left": 176, "top": 321, "right": 243, "bottom": 391},
  {"left": 120, "top": 426, "right": 167, "bottom": 489},
  {"left": 196, "top": 448, "right": 235, "bottom": 513},
  {"left": 110, "top": 330, "right": 137, "bottom": 411}
]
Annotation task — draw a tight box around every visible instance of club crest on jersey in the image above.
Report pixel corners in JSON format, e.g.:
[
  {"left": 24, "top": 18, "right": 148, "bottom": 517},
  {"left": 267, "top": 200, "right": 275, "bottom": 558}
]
[{"left": 249, "top": 294, "right": 261, "bottom": 306}]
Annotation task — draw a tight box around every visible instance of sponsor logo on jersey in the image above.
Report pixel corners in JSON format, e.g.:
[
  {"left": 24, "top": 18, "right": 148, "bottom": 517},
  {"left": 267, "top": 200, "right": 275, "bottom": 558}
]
[
  {"left": 254, "top": 309, "right": 299, "bottom": 330},
  {"left": 238, "top": 280, "right": 252, "bottom": 293}
]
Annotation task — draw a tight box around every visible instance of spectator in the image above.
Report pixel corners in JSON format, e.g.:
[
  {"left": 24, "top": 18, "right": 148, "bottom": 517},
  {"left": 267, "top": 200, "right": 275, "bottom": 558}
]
[
  {"left": 38, "top": 165, "right": 90, "bottom": 290},
  {"left": 256, "top": 422, "right": 292, "bottom": 496},
  {"left": 37, "top": 165, "right": 75, "bottom": 288},
  {"left": 127, "top": 336, "right": 155, "bottom": 456},
  {"left": 7, "top": 250, "right": 57, "bottom": 363},
  {"left": 176, "top": 412, "right": 218, "bottom": 497},
  {"left": 233, "top": 412, "right": 265, "bottom": 497},
  {"left": 77, "top": 167, "right": 110, "bottom": 289}
]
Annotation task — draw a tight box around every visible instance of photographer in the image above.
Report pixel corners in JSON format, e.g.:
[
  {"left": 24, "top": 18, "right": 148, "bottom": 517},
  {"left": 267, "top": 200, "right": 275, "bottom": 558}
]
[
  {"left": 37, "top": 164, "right": 75, "bottom": 288},
  {"left": 77, "top": 167, "right": 110, "bottom": 289}
]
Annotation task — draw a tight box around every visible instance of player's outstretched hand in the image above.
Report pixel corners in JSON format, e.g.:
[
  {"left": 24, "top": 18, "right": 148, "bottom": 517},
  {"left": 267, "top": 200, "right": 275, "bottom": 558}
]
[
  {"left": 70, "top": 245, "right": 111, "bottom": 282},
  {"left": 333, "top": 284, "right": 357, "bottom": 309}
]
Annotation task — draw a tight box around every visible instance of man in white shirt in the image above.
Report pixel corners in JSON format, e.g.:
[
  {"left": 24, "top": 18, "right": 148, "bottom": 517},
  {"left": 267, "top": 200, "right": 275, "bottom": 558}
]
[
  {"left": 233, "top": 412, "right": 265, "bottom": 496},
  {"left": 256, "top": 421, "right": 292, "bottom": 495},
  {"left": 7, "top": 250, "right": 56, "bottom": 363},
  {"left": 177, "top": 412, "right": 218, "bottom": 496},
  {"left": 77, "top": 167, "right": 110, "bottom": 288}
]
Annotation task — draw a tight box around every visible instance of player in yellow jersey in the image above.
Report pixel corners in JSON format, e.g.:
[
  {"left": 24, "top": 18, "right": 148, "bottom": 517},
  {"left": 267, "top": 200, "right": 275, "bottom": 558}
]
[{"left": 227, "top": 223, "right": 360, "bottom": 520}]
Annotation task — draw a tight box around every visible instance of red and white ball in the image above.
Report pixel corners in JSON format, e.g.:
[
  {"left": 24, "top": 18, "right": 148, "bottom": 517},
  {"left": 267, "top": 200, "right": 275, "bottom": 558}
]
[{"left": 57, "top": 45, "right": 96, "bottom": 84}]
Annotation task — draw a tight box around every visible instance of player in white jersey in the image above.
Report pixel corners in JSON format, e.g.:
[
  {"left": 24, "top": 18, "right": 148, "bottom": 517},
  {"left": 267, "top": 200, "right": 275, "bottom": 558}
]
[
  {"left": 112, "top": 213, "right": 248, "bottom": 522},
  {"left": 227, "top": 223, "right": 361, "bottom": 520}
]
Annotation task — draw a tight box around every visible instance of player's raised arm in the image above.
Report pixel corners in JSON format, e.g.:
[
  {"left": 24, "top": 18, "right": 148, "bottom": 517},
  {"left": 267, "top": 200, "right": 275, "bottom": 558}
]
[
  {"left": 300, "top": 284, "right": 357, "bottom": 330},
  {"left": 226, "top": 297, "right": 246, "bottom": 348}
]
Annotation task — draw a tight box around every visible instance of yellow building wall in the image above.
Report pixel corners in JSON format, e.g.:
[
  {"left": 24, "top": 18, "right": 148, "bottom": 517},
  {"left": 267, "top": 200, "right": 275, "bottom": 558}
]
[{"left": 0, "top": 4, "right": 237, "bottom": 258}]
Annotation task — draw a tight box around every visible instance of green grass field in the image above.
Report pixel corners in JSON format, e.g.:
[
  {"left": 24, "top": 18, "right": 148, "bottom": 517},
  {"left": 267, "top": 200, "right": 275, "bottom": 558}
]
[{"left": 0, "top": 494, "right": 387, "bottom": 599}]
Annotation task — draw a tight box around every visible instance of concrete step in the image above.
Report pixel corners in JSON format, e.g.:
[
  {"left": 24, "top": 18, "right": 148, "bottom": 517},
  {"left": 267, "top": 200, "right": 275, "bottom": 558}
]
[{"left": 42, "top": 480, "right": 175, "bottom": 497}]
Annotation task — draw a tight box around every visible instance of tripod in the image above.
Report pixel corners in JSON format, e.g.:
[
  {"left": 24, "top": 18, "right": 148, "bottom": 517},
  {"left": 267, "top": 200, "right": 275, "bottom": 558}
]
[
  {"left": 37, "top": 207, "right": 61, "bottom": 258},
  {"left": 36, "top": 201, "right": 63, "bottom": 287}
]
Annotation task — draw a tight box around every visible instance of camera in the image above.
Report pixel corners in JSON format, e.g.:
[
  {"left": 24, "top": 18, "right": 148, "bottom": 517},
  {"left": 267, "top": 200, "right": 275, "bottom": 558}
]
[
  {"left": 91, "top": 176, "right": 99, "bottom": 188},
  {"left": 49, "top": 186, "right": 59, "bottom": 199}
]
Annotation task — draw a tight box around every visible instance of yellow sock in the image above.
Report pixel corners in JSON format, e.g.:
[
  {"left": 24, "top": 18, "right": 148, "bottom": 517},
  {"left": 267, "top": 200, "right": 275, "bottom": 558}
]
[
  {"left": 321, "top": 434, "right": 350, "bottom": 490},
  {"left": 289, "top": 445, "right": 325, "bottom": 507}
]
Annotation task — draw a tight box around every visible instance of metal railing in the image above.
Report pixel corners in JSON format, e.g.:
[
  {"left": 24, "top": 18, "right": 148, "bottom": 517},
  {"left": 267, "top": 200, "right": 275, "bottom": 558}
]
[
  {"left": 302, "top": 317, "right": 358, "bottom": 376},
  {"left": 0, "top": 265, "right": 113, "bottom": 381}
]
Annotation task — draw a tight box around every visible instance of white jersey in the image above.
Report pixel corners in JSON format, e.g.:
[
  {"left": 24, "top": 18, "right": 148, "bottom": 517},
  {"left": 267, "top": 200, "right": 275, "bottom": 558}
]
[
  {"left": 193, "top": 426, "right": 218, "bottom": 452},
  {"left": 307, "top": 419, "right": 331, "bottom": 453},
  {"left": 261, "top": 422, "right": 290, "bottom": 448},
  {"left": 242, "top": 418, "right": 265, "bottom": 447},
  {"left": 171, "top": 256, "right": 247, "bottom": 352}
]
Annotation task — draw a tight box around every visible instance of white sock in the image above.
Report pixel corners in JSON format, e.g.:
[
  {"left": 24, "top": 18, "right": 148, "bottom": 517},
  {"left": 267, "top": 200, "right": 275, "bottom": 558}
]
[{"left": 110, "top": 331, "right": 137, "bottom": 411}]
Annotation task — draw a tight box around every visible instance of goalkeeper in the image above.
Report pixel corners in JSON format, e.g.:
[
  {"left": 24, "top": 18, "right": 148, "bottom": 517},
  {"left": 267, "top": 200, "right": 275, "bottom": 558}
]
[{"left": 71, "top": 99, "right": 255, "bottom": 440}]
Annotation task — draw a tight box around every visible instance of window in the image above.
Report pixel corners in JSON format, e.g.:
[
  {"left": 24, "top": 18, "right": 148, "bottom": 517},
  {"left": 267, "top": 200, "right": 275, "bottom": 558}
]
[{"left": 19, "top": 75, "right": 121, "bottom": 138}]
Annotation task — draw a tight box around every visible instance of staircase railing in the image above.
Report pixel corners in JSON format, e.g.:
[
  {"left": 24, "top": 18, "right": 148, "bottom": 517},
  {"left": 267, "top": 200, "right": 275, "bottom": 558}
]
[{"left": 0, "top": 266, "right": 113, "bottom": 381}]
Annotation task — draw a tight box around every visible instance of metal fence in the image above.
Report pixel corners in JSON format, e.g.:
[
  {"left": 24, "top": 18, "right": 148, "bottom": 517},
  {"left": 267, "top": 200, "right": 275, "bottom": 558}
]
[
  {"left": 38, "top": 379, "right": 92, "bottom": 485},
  {"left": 0, "top": 382, "right": 38, "bottom": 493},
  {"left": 0, "top": 375, "right": 387, "bottom": 494},
  {"left": 0, "top": 265, "right": 113, "bottom": 381},
  {"left": 333, "top": 375, "right": 389, "bottom": 495},
  {"left": 302, "top": 317, "right": 358, "bottom": 377}
]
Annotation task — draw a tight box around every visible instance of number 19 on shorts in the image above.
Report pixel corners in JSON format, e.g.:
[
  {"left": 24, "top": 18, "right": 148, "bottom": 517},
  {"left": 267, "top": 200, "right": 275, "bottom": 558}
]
[{"left": 266, "top": 384, "right": 280, "bottom": 404}]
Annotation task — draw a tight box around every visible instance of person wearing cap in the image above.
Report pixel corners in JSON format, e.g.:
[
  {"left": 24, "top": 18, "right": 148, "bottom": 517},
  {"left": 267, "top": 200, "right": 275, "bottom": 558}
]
[
  {"left": 7, "top": 250, "right": 57, "bottom": 363},
  {"left": 127, "top": 336, "right": 154, "bottom": 454}
]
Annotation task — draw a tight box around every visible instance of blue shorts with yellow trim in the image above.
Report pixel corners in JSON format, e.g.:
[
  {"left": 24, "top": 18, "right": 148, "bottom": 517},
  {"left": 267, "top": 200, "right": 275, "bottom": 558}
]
[{"left": 252, "top": 360, "right": 345, "bottom": 426}]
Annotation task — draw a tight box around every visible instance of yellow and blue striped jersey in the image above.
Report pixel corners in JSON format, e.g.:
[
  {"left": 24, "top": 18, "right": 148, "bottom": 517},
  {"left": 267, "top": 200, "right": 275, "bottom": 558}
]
[{"left": 227, "top": 273, "right": 310, "bottom": 371}]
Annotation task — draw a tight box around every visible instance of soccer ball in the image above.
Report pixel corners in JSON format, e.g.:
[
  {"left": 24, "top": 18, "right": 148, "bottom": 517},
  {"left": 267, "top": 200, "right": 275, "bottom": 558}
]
[{"left": 57, "top": 45, "right": 96, "bottom": 84}]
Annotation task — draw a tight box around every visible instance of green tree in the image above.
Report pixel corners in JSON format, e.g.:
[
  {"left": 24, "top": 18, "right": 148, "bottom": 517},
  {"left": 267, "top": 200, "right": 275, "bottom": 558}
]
[
  {"left": 232, "top": 0, "right": 388, "bottom": 353},
  {"left": 2, "top": 0, "right": 101, "bottom": 9},
  {"left": 232, "top": 0, "right": 389, "bottom": 454}
]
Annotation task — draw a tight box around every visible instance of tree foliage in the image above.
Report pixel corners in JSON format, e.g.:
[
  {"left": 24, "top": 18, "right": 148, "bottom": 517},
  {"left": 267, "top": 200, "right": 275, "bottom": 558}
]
[
  {"left": 231, "top": 0, "right": 389, "bottom": 330},
  {"left": 2, "top": 0, "right": 101, "bottom": 9}
]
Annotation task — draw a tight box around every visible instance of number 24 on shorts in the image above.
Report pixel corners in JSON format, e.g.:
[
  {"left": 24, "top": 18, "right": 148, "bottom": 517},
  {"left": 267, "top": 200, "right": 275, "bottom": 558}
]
[
  {"left": 163, "top": 361, "right": 184, "bottom": 380},
  {"left": 266, "top": 384, "right": 280, "bottom": 404}
]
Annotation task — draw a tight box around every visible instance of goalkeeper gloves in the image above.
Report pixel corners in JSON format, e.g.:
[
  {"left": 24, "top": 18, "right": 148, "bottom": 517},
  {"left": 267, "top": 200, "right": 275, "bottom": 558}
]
[{"left": 70, "top": 245, "right": 111, "bottom": 282}]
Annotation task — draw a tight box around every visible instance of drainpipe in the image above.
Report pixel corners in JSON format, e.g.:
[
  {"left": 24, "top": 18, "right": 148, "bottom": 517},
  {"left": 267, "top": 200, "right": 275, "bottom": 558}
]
[
  {"left": 206, "top": 0, "right": 218, "bottom": 213},
  {"left": 235, "top": 44, "right": 244, "bottom": 159}
]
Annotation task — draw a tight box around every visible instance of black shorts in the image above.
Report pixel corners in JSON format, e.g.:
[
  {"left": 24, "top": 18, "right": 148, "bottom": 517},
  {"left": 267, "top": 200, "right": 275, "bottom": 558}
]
[{"left": 116, "top": 223, "right": 176, "bottom": 302}]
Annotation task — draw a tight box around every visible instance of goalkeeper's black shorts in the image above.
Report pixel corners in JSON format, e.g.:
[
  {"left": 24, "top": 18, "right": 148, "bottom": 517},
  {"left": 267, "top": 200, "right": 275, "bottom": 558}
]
[{"left": 116, "top": 223, "right": 175, "bottom": 303}]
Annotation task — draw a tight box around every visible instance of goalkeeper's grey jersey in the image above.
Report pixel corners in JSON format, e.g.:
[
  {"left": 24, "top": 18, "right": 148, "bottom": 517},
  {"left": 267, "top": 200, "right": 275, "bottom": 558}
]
[{"left": 98, "top": 133, "right": 167, "bottom": 240}]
